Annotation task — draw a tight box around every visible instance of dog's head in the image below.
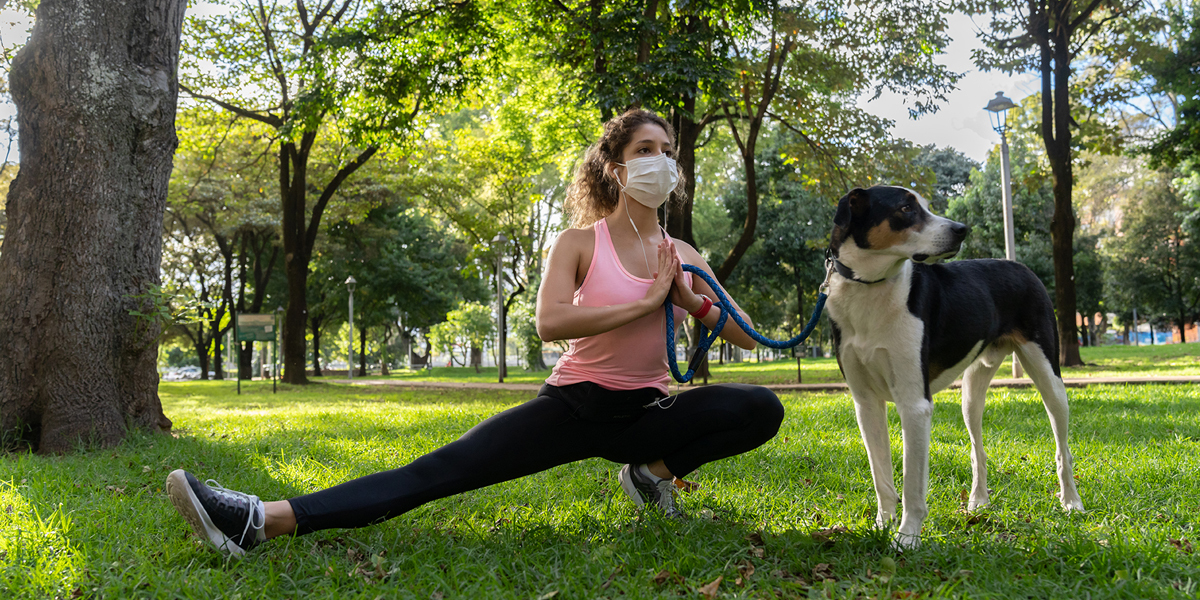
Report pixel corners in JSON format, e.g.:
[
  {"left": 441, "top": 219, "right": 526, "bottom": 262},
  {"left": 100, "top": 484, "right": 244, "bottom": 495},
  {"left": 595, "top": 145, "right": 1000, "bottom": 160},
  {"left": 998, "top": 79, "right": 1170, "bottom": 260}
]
[{"left": 830, "top": 186, "right": 968, "bottom": 270}]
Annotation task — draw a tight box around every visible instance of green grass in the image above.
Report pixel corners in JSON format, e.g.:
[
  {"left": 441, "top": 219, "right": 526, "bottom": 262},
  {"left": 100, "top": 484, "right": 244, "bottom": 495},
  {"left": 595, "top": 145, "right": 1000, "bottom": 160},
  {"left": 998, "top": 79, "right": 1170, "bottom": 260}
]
[
  {"left": 3, "top": 380, "right": 1199, "bottom": 598},
  {"left": 1072, "top": 342, "right": 1200, "bottom": 377},
  {"left": 345, "top": 342, "right": 1200, "bottom": 387}
]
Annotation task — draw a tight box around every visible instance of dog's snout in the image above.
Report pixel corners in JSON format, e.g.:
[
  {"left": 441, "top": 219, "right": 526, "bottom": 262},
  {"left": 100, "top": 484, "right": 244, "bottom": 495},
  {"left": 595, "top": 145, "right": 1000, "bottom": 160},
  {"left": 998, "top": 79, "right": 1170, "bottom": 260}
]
[{"left": 950, "top": 222, "right": 968, "bottom": 241}]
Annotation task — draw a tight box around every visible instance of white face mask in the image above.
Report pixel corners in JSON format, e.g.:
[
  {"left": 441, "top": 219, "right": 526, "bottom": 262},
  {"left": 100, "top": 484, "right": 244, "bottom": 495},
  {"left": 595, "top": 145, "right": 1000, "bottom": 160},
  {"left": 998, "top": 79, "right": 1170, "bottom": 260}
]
[{"left": 616, "top": 153, "right": 679, "bottom": 209}]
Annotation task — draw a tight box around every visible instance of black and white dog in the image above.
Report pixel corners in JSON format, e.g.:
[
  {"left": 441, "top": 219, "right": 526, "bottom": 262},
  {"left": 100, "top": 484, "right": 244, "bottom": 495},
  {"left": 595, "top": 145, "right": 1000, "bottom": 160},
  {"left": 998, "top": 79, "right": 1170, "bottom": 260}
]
[{"left": 824, "top": 185, "right": 1084, "bottom": 549}]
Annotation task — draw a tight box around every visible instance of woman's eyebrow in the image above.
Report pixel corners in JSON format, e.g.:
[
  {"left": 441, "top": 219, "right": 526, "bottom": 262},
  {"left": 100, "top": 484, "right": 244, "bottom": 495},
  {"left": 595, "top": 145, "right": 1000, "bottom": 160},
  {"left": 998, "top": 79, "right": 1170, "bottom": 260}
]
[{"left": 634, "top": 139, "right": 671, "bottom": 149}]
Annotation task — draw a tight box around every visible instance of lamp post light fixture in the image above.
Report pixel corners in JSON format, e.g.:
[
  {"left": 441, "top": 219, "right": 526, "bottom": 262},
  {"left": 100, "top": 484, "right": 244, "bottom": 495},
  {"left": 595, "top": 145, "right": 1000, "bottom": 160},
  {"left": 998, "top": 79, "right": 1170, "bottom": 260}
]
[
  {"left": 984, "top": 91, "right": 1023, "bottom": 377},
  {"left": 492, "top": 233, "right": 509, "bottom": 383},
  {"left": 346, "top": 276, "right": 357, "bottom": 382}
]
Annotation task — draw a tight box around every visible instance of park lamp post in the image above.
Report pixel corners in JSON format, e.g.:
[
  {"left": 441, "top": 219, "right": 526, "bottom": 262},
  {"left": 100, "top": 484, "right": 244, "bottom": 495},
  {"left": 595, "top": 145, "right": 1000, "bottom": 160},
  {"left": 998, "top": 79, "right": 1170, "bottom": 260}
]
[
  {"left": 492, "top": 233, "right": 508, "bottom": 383},
  {"left": 985, "top": 91, "right": 1023, "bottom": 377},
  {"left": 274, "top": 305, "right": 284, "bottom": 392},
  {"left": 346, "top": 276, "right": 357, "bottom": 382}
]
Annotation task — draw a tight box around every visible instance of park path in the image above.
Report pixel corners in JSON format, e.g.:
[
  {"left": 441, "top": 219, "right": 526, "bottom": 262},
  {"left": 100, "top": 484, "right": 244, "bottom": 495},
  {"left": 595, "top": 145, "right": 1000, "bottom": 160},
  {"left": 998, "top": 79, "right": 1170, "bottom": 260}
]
[{"left": 336, "top": 375, "right": 1200, "bottom": 394}]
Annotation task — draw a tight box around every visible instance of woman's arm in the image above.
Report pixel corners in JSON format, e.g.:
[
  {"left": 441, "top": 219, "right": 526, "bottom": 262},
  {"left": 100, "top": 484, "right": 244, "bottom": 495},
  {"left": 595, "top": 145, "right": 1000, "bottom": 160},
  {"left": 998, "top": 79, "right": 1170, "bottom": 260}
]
[
  {"left": 536, "top": 229, "right": 678, "bottom": 342},
  {"left": 667, "top": 240, "right": 758, "bottom": 350}
]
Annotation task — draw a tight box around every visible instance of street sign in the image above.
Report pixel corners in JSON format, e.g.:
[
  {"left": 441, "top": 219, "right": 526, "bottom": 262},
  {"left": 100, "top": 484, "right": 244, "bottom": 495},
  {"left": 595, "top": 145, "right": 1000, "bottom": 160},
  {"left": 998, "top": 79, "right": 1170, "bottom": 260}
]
[{"left": 236, "top": 314, "right": 276, "bottom": 342}]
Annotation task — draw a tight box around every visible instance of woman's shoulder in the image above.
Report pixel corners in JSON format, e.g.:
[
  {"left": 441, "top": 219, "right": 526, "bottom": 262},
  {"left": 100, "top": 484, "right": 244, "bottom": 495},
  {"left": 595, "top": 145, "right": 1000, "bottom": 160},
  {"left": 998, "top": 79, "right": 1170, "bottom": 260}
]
[
  {"left": 552, "top": 225, "right": 597, "bottom": 251},
  {"left": 670, "top": 237, "right": 705, "bottom": 264}
]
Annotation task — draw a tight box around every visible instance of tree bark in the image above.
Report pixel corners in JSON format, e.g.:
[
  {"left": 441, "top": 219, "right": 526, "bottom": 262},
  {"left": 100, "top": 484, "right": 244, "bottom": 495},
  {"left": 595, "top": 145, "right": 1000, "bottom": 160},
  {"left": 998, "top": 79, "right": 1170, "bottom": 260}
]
[
  {"left": 0, "top": 0, "right": 186, "bottom": 453},
  {"left": 1037, "top": 0, "right": 1083, "bottom": 366}
]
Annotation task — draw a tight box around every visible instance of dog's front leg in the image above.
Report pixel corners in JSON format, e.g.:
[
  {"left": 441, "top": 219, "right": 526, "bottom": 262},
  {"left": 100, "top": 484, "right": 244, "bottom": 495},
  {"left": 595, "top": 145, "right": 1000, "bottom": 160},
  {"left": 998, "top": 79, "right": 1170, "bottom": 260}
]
[
  {"left": 852, "top": 392, "right": 898, "bottom": 528},
  {"left": 894, "top": 396, "right": 933, "bottom": 549}
]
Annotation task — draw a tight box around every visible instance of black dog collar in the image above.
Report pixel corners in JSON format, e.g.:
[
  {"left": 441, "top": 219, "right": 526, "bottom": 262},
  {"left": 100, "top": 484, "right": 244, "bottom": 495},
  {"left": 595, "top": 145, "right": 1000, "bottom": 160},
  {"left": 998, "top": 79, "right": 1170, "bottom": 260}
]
[{"left": 829, "top": 255, "right": 887, "bottom": 285}]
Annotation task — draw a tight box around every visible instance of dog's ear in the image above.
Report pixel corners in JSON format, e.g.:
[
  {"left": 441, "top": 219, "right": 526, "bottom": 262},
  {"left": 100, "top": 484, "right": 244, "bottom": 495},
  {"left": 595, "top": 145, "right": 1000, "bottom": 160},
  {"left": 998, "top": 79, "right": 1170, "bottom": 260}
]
[
  {"left": 834, "top": 188, "right": 868, "bottom": 227},
  {"left": 848, "top": 188, "right": 870, "bottom": 216}
]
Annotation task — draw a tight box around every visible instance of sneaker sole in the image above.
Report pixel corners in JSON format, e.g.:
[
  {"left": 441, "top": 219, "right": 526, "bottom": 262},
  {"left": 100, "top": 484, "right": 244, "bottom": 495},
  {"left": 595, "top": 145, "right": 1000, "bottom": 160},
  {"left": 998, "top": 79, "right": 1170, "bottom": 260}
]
[
  {"left": 165, "top": 470, "right": 244, "bottom": 557},
  {"left": 617, "top": 464, "right": 647, "bottom": 509}
]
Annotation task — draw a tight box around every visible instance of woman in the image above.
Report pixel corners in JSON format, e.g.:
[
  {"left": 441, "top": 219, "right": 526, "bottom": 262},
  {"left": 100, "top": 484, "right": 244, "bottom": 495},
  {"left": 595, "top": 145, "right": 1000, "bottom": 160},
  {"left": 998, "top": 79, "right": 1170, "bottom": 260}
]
[{"left": 166, "top": 109, "right": 783, "bottom": 556}]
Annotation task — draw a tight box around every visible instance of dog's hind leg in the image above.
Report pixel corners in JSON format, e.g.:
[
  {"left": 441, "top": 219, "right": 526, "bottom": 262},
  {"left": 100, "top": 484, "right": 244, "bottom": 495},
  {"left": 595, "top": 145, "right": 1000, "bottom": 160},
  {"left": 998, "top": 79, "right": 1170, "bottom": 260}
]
[
  {"left": 961, "top": 351, "right": 1004, "bottom": 511},
  {"left": 1015, "top": 341, "right": 1085, "bottom": 512}
]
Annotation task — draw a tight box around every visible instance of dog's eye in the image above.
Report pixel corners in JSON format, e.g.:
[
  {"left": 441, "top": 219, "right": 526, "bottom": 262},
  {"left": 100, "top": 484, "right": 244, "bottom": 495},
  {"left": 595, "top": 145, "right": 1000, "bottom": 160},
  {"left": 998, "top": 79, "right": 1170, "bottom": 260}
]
[{"left": 899, "top": 205, "right": 913, "bottom": 213}]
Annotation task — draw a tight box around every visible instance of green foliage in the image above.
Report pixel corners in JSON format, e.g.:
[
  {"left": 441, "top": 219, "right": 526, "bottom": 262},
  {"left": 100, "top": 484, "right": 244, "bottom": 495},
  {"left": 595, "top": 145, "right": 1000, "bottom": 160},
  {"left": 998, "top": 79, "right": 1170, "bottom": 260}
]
[
  {"left": 913, "top": 144, "right": 980, "bottom": 215},
  {"left": 509, "top": 294, "right": 547, "bottom": 371},
  {"left": 719, "top": 126, "right": 833, "bottom": 335},
  {"left": 428, "top": 301, "right": 495, "bottom": 367},
  {"left": 528, "top": 0, "right": 748, "bottom": 119},
  {"left": 948, "top": 98, "right": 1056, "bottom": 288},
  {"left": 1102, "top": 169, "right": 1200, "bottom": 333},
  {"left": 314, "top": 199, "right": 486, "bottom": 335},
  {"left": 1141, "top": 2, "right": 1200, "bottom": 168}
]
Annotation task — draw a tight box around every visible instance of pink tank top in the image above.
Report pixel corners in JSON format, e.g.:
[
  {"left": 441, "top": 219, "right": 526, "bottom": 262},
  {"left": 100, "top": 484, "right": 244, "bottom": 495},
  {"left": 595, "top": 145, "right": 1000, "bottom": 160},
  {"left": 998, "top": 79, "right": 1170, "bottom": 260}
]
[{"left": 545, "top": 219, "right": 690, "bottom": 395}]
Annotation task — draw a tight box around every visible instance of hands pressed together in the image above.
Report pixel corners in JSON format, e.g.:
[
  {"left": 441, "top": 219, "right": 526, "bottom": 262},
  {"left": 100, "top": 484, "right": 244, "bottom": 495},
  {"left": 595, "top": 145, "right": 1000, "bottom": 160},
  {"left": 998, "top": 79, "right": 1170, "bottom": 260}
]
[{"left": 643, "top": 238, "right": 703, "bottom": 315}]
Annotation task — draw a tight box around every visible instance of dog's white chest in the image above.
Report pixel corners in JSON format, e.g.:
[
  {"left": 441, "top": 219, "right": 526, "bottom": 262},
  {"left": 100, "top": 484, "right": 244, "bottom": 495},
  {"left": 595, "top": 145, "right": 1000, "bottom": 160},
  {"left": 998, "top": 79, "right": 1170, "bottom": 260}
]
[{"left": 827, "top": 272, "right": 925, "bottom": 397}]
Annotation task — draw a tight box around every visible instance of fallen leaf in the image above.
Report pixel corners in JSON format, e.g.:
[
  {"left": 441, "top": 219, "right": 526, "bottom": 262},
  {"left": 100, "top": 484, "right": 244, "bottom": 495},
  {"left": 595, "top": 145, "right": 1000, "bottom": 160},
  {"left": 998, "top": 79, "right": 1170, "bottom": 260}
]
[
  {"left": 737, "top": 559, "right": 755, "bottom": 579},
  {"left": 893, "top": 592, "right": 917, "bottom": 599},
  {"left": 652, "top": 569, "right": 672, "bottom": 585},
  {"left": 697, "top": 576, "right": 722, "bottom": 599},
  {"left": 1169, "top": 538, "right": 1193, "bottom": 554},
  {"left": 812, "top": 563, "right": 834, "bottom": 580},
  {"left": 673, "top": 478, "right": 701, "bottom": 492},
  {"left": 430, "top": 593, "right": 444, "bottom": 600},
  {"left": 745, "top": 532, "right": 765, "bottom": 546},
  {"left": 750, "top": 547, "right": 764, "bottom": 558},
  {"left": 536, "top": 592, "right": 558, "bottom": 600},
  {"left": 959, "top": 489, "right": 969, "bottom": 504},
  {"left": 142, "top": 465, "right": 152, "bottom": 473}
]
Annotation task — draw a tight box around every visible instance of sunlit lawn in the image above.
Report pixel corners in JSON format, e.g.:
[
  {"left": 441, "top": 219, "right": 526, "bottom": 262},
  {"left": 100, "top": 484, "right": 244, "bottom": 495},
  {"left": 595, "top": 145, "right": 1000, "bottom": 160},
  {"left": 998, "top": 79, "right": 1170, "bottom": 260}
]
[
  {"left": 346, "top": 342, "right": 1200, "bottom": 387},
  {"left": 3, "top": 379, "right": 1199, "bottom": 598}
]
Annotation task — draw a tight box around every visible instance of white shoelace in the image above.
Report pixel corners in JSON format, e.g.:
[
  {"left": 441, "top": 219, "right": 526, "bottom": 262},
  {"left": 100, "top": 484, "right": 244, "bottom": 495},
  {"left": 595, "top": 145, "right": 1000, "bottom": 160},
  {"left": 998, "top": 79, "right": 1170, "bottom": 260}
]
[
  {"left": 206, "top": 479, "right": 265, "bottom": 543},
  {"left": 654, "top": 478, "right": 678, "bottom": 511}
]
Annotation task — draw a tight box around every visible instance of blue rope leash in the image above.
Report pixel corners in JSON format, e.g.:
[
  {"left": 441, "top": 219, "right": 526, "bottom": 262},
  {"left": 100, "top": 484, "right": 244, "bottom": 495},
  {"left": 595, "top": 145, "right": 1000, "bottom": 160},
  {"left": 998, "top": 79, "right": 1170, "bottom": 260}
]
[{"left": 665, "top": 264, "right": 828, "bottom": 383}]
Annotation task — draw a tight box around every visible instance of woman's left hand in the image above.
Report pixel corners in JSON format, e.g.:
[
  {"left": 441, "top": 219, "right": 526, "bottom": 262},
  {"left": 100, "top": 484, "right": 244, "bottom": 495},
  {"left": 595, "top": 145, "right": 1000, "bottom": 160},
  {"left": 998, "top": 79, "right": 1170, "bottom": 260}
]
[{"left": 665, "top": 239, "right": 703, "bottom": 313}]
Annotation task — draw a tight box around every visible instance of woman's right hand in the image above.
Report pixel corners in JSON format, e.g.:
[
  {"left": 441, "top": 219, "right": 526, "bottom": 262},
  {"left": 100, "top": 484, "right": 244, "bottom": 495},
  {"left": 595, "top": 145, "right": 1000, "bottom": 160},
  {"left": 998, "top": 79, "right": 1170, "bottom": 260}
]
[{"left": 642, "top": 239, "right": 678, "bottom": 312}]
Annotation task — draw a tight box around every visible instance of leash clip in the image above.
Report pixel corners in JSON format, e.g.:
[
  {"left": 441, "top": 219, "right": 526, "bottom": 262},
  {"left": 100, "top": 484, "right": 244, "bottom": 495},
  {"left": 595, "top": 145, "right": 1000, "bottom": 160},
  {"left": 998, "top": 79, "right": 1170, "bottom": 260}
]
[{"left": 820, "top": 250, "right": 835, "bottom": 294}]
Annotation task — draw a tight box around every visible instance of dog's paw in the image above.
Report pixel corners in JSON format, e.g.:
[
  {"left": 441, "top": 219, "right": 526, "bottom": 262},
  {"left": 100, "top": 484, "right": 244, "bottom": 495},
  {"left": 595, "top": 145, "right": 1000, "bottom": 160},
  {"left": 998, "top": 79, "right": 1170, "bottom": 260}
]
[
  {"left": 891, "top": 531, "right": 921, "bottom": 551},
  {"left": 967, "top": 490, "right": 991, "bottom": 511},
  {"left": 1061, "top": 497, "right": 1085, "bottom": 513}
]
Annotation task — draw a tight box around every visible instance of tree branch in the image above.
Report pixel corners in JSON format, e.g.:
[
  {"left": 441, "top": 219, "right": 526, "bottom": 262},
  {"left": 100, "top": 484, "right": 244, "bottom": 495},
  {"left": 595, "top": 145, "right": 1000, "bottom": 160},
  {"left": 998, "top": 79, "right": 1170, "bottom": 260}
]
[
  {"left": 180, "top": 83, "right": 283, "bottom": 128},
  {"left": 304, "top": 145, "right": 380, "bottom": 253}
]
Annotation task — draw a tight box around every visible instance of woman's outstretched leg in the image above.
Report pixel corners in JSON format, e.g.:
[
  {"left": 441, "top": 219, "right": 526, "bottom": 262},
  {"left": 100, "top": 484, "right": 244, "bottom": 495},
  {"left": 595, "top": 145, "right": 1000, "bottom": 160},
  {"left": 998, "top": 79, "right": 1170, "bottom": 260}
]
[{"left": 167, "top": 387, "right": 605, "bottom": 555}]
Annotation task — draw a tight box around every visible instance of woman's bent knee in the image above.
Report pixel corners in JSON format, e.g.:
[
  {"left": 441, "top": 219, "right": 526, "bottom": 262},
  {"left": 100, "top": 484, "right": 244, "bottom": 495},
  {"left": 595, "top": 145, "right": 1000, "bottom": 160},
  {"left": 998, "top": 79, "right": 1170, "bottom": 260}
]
[{"left": 737, "top": 385, "right": 784, "bottom": 438}]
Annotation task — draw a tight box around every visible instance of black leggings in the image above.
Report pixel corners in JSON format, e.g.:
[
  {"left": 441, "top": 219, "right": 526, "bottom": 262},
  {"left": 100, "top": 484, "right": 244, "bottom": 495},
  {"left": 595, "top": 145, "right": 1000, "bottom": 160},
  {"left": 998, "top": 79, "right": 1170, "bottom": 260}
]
[{"left": 287, "top": 381, "right": 784, "bottom": 534}]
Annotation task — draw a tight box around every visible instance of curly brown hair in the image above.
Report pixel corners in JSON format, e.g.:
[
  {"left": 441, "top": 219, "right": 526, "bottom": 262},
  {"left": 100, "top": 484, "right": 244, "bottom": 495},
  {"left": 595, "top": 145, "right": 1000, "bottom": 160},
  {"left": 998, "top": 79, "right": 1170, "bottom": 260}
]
[{"left": 564, "top": 109, "right": 686, "bottom": 229}]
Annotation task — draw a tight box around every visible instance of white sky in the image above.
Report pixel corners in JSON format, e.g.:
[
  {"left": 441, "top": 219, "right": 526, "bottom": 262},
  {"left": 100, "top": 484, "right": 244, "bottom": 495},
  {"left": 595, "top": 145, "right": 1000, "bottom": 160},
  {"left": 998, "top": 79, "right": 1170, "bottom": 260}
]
[
  {"left": 0, "top": 10, "right": 1027, "bottom": 164},
  {"left": 859, "top": 12, "right": 1041, "bottom": 163}
]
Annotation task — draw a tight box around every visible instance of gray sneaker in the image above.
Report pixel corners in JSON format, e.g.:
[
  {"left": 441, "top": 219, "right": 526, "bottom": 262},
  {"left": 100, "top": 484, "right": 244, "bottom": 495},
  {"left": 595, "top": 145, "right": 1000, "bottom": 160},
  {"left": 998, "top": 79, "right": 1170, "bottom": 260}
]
[
  {"left": 618, "top": 464, "right": 683, "bottom": 518},
  {"left": 166, "top": 470, "right": 265, "bottom": 556}
]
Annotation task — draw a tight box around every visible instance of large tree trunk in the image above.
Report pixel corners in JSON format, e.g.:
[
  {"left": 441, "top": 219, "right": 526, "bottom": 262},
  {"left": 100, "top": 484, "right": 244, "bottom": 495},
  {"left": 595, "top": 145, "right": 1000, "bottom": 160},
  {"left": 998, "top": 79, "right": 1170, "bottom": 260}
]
[
  {"left": 0, "top": 0, "right": 185, "bottom": 453},
  {"left": 280, "top": 140, "right": 312, "bottom": 384},
  {"left": 1039, "top": 2, "right": 1082, "bottom": 367}
]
